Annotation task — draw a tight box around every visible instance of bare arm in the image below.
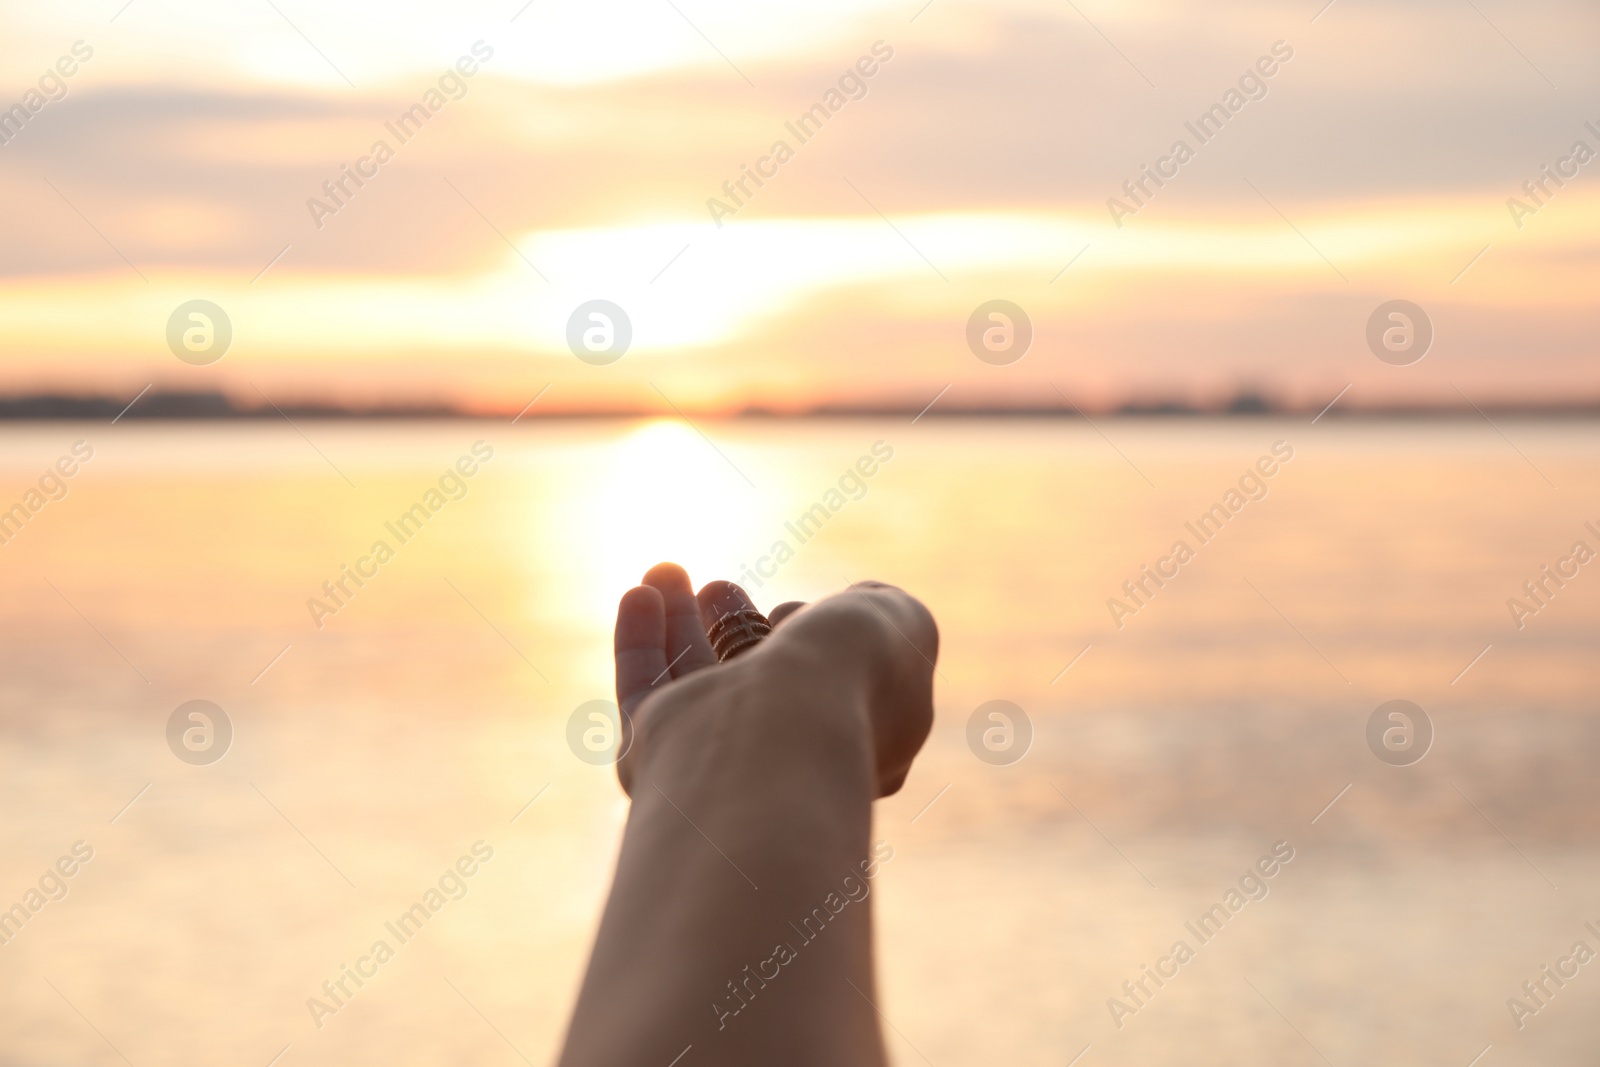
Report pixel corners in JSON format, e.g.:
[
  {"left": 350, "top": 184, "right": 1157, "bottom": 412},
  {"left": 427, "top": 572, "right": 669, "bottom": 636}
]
[{"left": 558, "top": 565, "right": 938, "bottom": 1067}]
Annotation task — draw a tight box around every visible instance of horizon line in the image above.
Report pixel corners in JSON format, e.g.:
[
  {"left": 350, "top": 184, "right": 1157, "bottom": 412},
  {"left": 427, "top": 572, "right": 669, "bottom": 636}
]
[{"left": 0, "top": 388, "right": 1598, "bottom": 421}]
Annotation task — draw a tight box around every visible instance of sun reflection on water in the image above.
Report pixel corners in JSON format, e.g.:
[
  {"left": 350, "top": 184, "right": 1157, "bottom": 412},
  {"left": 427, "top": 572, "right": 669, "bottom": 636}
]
[{"left": 539, "top": 419, "right": 767, "bottom": 635}]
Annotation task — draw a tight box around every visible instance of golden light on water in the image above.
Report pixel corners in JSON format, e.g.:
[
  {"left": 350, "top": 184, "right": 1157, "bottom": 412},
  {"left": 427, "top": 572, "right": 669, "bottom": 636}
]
[
  {"left": 3, "top": 420, "right": 1597, "bottom": 1067},
  {"left": 535, "top": 420, "right": 767, "bottom": 632}
]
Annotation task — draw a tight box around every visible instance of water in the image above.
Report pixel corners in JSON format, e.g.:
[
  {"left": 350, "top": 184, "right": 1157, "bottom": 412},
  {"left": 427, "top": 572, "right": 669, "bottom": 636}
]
[{"left": 0, "top": 418, "right": 1596, "bottom": 1066}]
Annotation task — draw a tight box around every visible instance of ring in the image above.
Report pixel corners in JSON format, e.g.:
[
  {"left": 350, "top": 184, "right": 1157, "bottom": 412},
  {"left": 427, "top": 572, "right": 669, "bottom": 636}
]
[{"left": 707, "top": 608, "right": 771, "bottom": 662}]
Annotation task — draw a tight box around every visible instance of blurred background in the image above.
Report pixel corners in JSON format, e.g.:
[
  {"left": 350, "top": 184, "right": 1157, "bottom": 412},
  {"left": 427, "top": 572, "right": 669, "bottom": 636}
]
[{"left": 0, "top": 1, "right": 1597, "bottom": 1065}]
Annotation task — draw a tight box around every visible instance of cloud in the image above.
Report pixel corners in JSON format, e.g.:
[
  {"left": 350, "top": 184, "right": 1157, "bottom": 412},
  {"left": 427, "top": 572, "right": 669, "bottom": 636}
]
[{"left": 0, "top": 0, "right": 1595, "bottom": 403}]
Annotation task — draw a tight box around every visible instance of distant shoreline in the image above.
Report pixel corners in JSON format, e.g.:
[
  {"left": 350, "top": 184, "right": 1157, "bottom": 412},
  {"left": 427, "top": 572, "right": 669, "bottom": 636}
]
[{"left": 0, "top": 390, "right": 1596, "bottom": 421}]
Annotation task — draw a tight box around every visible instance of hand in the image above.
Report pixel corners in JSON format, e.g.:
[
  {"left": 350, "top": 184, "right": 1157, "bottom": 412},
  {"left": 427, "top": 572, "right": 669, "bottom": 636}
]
[{"left": 613, "top": 563, "right": 938, "bottom": 798}]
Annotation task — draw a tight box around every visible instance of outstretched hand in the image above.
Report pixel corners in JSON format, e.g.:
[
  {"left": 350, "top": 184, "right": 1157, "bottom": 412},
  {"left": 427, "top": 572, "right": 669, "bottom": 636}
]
[{"left": 613, "top": 562, "right": 938, "bottom": 799}]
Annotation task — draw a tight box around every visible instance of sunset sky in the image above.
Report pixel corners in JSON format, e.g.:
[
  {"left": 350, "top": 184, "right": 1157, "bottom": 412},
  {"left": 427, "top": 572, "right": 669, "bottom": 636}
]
[{"left": 1, "top": 0, "right": 1596, "bottom": 412}]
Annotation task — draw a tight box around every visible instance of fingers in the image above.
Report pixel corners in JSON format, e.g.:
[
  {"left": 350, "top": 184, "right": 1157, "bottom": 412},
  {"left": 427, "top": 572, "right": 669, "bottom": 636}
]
[
  {"left": 696, "top": 580, "right": 773, "bottom": 661},
  {"left": 695, "top": 580, "right": 760, "bottom": 630},
  {"left": 642, "top": 562, "right": 717, "bottom": 678},
  {"left": 614, "top": 585, "right": 667, "bottom": 718},
  {"left": 618, "top": 570, "right": 938, "bottom": 803},
  {"left": 767, "top": 601, "right": 806, "bottom": 628}
]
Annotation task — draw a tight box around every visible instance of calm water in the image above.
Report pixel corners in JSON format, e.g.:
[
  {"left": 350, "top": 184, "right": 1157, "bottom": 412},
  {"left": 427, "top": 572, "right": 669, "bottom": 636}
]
[{"left": 1, "top": 419, "right": 1596, "bottom": 1066}]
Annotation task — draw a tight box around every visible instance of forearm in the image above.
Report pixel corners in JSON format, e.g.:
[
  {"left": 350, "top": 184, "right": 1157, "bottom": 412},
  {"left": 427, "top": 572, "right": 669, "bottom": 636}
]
[{"left": 559, "top": 646, "right": 888, "bottom": 1067}]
